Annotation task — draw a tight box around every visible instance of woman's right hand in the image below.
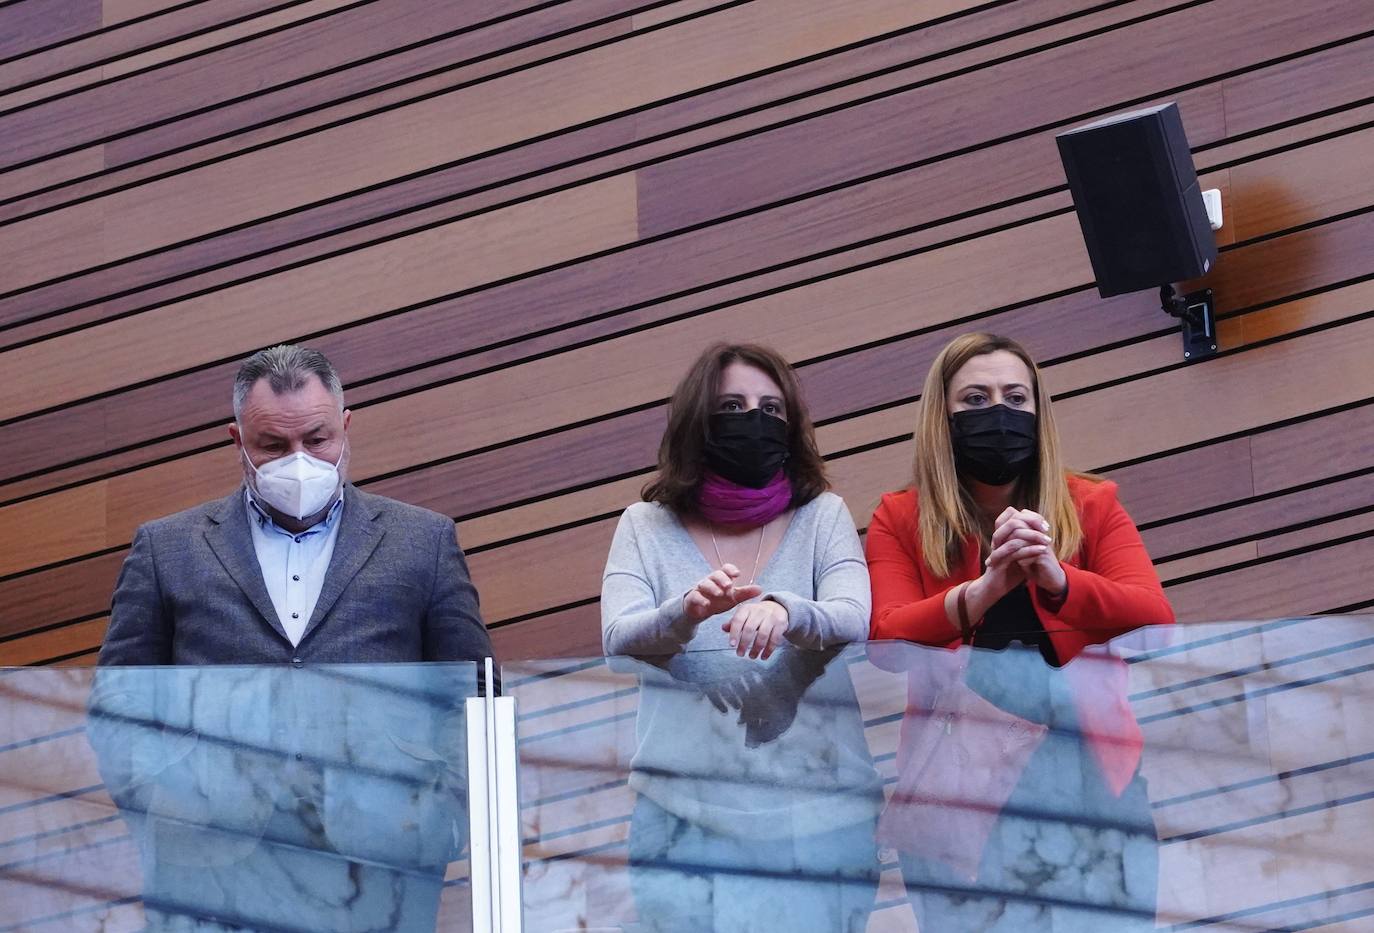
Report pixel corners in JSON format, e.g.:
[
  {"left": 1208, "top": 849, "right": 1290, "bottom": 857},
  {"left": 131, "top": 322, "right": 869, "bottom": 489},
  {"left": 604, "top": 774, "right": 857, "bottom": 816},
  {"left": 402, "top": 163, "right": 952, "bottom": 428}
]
[
  {"left": 683, "top": 564, "right": 764, "bottom": 622},
  {"left": 968, "top": 541, "right": 1025, "bottom": 608},
  {"left": 968, "top": 508, "right": 1050, "bottom": 606}
]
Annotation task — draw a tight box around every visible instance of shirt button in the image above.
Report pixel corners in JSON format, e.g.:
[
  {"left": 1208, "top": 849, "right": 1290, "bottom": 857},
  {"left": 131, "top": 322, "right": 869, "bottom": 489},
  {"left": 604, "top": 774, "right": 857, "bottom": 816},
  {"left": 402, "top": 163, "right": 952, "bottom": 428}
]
[
  {"left": 292, "top": 575, "right": 300, "bottom": 582},
  {"left": 291, "top": 657, "right": 303, "bottom": 667},
  {"left": 295, "top": 753, "right": 304, "bottom": 761},
  {"left": 291, "top": 612, "right": 299, "bottom": 619}
]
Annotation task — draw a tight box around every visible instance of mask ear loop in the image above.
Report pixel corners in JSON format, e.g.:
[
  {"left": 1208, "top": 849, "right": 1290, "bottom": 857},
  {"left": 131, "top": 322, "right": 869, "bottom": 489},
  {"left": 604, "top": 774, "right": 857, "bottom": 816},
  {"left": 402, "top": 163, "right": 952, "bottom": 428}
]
[
  {"left": 330, "top": 439, "right": 350, "bottom": 505},
  {"left": 237, "top": 444, "right": 257, "bottom": 473},
  {"left": 237, "top": 442, "right": 273, "bottom": 515},
  {"left": 335, "top": 437, "right": 350, "bottom": 476}
]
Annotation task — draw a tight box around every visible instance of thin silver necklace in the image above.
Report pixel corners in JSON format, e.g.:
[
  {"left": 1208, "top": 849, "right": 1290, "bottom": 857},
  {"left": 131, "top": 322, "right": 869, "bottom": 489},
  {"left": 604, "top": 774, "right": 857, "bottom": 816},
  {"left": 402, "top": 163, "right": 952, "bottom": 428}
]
[{"left": 710, "top": 522, "right": 768, "bottom": 585}]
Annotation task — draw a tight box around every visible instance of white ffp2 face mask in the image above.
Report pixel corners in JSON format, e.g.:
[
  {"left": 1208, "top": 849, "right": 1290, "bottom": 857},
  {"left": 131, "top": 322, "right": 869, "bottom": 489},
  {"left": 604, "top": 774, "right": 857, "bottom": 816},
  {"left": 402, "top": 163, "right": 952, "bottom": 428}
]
[{"left": 244, "top": 447, "right": 343, "bottom": 520}]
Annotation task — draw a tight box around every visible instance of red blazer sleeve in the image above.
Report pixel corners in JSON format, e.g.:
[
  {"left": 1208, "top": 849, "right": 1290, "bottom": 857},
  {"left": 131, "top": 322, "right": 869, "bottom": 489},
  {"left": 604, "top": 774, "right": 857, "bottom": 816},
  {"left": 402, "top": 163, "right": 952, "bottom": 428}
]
[
  {"left": 866, "top": 492, "right": 963, "bottom": 646},
  {"left": 1031, "top": 480, "right": 1175, "bottom": 641}
]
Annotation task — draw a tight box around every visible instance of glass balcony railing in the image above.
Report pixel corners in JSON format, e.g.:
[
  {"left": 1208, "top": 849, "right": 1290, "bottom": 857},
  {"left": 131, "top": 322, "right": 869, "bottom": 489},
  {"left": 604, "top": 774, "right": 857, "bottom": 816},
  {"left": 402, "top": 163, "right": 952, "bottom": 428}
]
[
  {"left": 508, "top": 617, "right": 1374, "bottom": 933},
  {"left": 0, "top": 663, "right": 479, "bottom": 932},
  {"left": 3, "top": 617, "right": 1372, "bottom": 932}
]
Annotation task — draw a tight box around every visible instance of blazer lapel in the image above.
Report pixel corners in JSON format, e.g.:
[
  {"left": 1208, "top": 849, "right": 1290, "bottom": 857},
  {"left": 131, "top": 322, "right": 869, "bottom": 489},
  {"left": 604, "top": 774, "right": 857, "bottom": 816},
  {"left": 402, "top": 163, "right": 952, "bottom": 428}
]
[
  {"left": 204, "top": 489, "right": 290, "bottom": 644},
  {"left": 301, "top": 485, "right": 384, "bottom": 641}
]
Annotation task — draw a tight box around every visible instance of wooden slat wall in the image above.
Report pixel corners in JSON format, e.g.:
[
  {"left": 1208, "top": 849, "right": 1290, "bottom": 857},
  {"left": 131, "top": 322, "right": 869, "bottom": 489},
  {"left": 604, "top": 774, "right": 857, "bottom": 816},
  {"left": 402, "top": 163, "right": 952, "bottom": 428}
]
[{"left": 2, "top": 0, "right": 1374, "bottom": 670}]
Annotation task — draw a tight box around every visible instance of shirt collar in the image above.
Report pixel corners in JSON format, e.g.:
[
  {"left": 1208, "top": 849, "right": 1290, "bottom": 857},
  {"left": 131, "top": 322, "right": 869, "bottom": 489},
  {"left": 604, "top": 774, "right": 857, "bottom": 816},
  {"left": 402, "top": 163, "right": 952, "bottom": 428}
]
[{"left": 244, "top": 487, "right": 345, "bottom": 539}]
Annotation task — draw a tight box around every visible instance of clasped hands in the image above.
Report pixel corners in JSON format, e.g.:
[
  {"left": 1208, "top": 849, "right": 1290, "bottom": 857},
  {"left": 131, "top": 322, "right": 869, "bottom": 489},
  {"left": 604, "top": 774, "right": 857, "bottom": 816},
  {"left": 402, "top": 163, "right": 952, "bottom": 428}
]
[
  {"left": 973, "top": 507, "right": 1067, "bottom": 604},
  {"left": 683, "top": 563, "right": 788, "bottom": 660}
]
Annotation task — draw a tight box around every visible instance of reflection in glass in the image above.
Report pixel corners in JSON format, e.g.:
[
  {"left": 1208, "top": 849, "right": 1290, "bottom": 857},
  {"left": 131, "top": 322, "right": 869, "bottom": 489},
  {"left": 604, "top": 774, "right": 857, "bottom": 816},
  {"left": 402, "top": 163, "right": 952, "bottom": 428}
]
[
  {"left": 84, "top": 664, "right": 475, "bottom": 932},
  {"left": 7, "top": 618, "right": 1374, "bottom": 931},
  {"left": 509, "top": 645, "right": 885, "bottom": 933},
  {"left": 874, "top": 640, "right": 1158, "bottom": 931},
  {"left": 622, "top": 647, "right": 884, "bottom": 933}
]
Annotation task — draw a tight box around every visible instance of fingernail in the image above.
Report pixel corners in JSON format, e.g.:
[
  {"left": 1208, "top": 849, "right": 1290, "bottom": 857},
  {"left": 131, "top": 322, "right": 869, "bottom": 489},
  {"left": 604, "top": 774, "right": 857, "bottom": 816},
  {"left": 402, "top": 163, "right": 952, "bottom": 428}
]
[{"left": 729, "top": 639, "right": 737, "bottom": 647}]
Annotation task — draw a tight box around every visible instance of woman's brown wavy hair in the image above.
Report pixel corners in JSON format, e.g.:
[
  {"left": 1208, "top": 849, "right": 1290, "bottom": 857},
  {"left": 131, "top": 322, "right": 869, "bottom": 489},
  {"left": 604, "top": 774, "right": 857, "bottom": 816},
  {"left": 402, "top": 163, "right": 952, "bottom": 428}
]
[
  {"left": 642, "top": 343, "right": 829, "bottom": 516},
  {"left": 914, "top": 332, "right": 1093, "bottom": 578}
]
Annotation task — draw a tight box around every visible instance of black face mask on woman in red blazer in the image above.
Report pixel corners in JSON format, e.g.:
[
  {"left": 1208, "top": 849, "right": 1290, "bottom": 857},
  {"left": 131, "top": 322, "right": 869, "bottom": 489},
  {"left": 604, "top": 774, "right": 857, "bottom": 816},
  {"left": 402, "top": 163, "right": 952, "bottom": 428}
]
[{"left": 949, "top": 405, "right": 1038, "bottom": 486}]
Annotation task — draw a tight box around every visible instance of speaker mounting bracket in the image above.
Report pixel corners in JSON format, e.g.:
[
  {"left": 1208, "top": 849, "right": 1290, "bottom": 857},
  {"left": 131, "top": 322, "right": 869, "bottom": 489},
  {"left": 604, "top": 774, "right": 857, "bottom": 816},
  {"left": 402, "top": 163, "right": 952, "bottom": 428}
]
[{"left": 1160, "top": 285, "right": 1217, "bottom": 361}]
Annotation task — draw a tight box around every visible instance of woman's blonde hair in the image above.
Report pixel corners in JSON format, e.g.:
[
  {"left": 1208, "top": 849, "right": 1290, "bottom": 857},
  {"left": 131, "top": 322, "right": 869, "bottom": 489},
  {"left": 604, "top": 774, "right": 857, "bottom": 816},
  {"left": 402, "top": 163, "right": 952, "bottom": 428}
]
[{"left": 913, "top": 333, "right": 1090, "bottom": 578}]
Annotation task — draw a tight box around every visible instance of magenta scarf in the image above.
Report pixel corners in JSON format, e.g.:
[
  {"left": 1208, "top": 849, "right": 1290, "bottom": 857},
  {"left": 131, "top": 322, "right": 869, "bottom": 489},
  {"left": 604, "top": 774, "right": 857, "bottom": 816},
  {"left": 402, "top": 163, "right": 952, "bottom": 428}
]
[{"left": 698, "top": 470, "right": 793, "bottom": 528}]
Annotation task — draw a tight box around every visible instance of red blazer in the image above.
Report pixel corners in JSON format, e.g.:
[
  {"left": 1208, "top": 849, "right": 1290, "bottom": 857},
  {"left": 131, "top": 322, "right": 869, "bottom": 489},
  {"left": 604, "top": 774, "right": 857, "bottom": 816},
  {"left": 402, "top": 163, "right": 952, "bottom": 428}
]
[{"left": 866, "top": 475, "right": 1174, "bottom": 793}]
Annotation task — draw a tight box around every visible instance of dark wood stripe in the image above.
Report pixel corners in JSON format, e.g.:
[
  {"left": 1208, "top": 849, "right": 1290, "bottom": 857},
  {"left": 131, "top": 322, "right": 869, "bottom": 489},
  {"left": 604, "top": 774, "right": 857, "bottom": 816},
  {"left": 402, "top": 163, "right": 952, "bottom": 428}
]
[
  {"left": 0, "top": 0, "right": 101, "bottom": 62},
  {"left": 97, "top": 0, "right": 660, "bottom": 169},
  {"left": 0, "top": 617, "right": 107, "bottom": 665},
  {"left": 0, "top": 0, "right": 1131, "bottom": 319},
  {"left": 0, "top": 194, "right": 1053, "bottom": 479},
  {"left": 1142, "top": 471, "right": 1374, "bottom": 561},
  {"left": 1165, "top": 535, "right": 1374, "bottom": 622},
  {"left": 2, "top": 0, "right": 1363, "bottom": 354},
  {"left": 0, "top": 0, "right": 333, "bottom": 92},
  {"left": 0, "top": 0, "right": 550, "bottom": 170},
  {"left": 1110, "top": 438, "right": 1254, "bottom": 527},
  {"left": 0, "top": 0, "right": 1113, "bottom": 217},
  {"left": 1175, "top": 882, "right": 1374, "bottom": 933},
  {"left": 0, "top": 549, "right": 119, "bottom": 642},
  {"left": 1105, "top": 403, "right": 1374, "bottom": 530},
  {"left": 491, "top": 600, "right": 604, "bottom": 660},
  {"left": 2, "top": 20, "right": 1363, "bottom": 442},
  {"left": 1251, "top": 403, "right": 1374, "bottom": 496},
  {"left": 634, "top": 0, "right": 1373, "bottom": 236}
]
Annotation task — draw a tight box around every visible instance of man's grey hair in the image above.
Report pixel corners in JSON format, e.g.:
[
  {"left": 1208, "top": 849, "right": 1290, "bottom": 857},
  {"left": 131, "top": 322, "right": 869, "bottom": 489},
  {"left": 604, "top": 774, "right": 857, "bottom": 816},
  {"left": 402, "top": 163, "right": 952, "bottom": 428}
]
[{"left": 232, "top": 344, "right": 344, "bottom": 420}]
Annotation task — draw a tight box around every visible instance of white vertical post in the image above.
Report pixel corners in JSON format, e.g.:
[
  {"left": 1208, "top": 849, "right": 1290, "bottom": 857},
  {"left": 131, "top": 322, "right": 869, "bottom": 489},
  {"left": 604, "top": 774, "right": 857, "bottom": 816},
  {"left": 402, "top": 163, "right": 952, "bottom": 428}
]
[
  {"left": 483, "top": 656, "right": 504, "bottom": 933},
  {"left": 491, "top": 671, "right": 523, "bottom": 929},
  {"left": 465, "top": 694, "right": 493, "bottom": 933},
  {"left": 468, "top": 657, "right": 523, "bottom": 932}
]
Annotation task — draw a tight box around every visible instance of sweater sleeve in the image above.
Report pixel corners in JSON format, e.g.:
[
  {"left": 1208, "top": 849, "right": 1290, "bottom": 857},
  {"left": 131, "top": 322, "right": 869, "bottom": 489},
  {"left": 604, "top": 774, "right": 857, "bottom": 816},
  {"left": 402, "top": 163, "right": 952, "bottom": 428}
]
[
  {"left": 1031, "top": 482, "right": 1175, "bottom": 641},
  {"left": 601, "top": 507, "right": 699, "bottom": 657},
  {"left": 763, "top": 496, "right": 871, "bottom": 648},
  {"left": 866, "top": 494, "right": 963, "bottom": 645}
]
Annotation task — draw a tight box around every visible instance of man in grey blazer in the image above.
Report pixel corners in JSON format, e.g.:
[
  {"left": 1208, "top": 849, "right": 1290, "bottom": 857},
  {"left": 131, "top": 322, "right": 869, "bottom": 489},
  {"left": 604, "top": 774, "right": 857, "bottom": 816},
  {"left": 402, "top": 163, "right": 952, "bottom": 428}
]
[
  {"left": 99, "top": 344, "right": 491, "bottom": 666},
  {"left": 92, "top": 344, "right": 492, "bottom": 931}
]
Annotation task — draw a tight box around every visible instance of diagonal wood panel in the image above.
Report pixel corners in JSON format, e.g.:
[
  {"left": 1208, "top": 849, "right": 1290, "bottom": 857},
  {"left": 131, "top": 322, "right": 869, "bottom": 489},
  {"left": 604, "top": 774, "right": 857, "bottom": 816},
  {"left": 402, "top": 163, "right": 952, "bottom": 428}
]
[
  {"left": 0, "top": 0, "right": 976, "bottom": 289},
  {"left": 0, "top": 0, "right": 366, "bottom": 111},
  {"left": 0, "top": 176, "right": 639, "bottom": 421}
]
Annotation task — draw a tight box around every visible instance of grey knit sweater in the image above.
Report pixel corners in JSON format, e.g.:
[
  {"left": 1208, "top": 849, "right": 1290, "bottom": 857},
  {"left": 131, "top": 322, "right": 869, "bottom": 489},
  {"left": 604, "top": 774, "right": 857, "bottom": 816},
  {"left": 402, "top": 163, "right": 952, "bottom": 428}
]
[{"left": 600, "top": 493, "right": 882, "bottom": 838}]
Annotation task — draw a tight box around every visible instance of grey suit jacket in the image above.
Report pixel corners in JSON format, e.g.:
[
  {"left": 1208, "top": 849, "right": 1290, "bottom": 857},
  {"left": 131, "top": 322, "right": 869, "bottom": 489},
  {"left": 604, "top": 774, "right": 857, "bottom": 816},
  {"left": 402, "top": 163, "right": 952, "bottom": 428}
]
[{"left": 98, "top": 484, "right": 493, "bottom": 665}]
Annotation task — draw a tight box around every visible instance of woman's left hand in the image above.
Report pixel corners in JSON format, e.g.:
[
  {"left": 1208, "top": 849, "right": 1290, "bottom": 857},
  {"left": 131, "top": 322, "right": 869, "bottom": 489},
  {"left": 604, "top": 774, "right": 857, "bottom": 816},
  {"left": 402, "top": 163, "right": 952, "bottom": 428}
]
[
  {"left": 997, "top": 507, "right": 1067, "bottom": 598},
  {"left": 722, "top": 599, "right": 789, "bottom": 660}
]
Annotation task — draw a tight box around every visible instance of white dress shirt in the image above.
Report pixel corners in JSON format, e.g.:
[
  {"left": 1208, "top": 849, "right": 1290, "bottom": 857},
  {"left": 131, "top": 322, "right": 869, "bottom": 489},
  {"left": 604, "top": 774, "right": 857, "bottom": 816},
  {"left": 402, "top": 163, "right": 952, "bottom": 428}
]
[{"left": 245, "top": 490, "right": 345, "bottom": 646}]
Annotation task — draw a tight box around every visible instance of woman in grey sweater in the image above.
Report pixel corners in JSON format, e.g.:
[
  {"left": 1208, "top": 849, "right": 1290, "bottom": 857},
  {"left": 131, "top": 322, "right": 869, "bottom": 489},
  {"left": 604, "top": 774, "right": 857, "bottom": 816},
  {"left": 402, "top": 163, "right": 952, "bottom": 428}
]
[{"left": 601, "top": 343, "right": 882, "bottom": 933}]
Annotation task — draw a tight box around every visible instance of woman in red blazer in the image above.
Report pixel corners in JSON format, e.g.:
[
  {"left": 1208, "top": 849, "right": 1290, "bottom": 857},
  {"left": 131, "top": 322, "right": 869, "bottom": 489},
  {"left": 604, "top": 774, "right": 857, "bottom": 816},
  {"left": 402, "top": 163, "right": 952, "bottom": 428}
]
[{"left": 866, "top": 332, "right": 1174, "bottom": 932}]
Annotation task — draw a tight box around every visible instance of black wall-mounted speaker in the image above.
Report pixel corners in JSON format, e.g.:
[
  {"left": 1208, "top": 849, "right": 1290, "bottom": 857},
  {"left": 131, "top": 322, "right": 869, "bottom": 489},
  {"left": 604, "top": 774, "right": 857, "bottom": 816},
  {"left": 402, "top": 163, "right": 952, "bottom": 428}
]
[{"left": 1056, "top": 102, "right": 1217, "bottom": 299}]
